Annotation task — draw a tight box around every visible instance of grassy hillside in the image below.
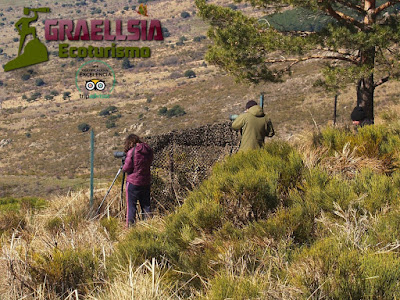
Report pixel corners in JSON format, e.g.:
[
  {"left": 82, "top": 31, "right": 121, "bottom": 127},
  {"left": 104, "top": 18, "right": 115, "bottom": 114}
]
[
  {"left": 2, "top": 121, "right": 400, "bottom": 299},
  {"left": 2, "top": 0, "right": 400, "bottom": 199}
]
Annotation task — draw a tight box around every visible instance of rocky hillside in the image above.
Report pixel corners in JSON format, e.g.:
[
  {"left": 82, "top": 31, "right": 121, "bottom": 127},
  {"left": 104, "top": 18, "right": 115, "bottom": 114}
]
[{"left": 1, "top": 0, "right": 400, "bottom": 198}]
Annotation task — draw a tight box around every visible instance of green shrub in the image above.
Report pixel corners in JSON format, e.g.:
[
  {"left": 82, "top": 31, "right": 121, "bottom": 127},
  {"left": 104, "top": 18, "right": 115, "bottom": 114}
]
[
  {"left": 184, "top": 69, "right": 196, "bottom": 78},
  {"left": 246, "top": 204, "right": 312, "bottom": 243},
  {"left": 30, "top": 248, "right": 103, "bottom": 296},
  {"left": 45, "top": 216, "right": 64, "bottom": 234},
  {"left": 165, "top": 141, "right": 303, "bottom": 234},
  {"left": 0, "top": 198, "right": 44, "bottom": 236},
  {"left": 35, "top": 78, "right": 45, "bottom": 86},
  {"left": 0, "top": 197, "right": 46, "bottom": 212},
  {"left": 106, "top": 120, "right": 116, "bottom": 128},
  {"left": 99, "top": 105, "right": 118, "bottom": 116},
  {"left": 122, "top": 57, "right": 132, "bottom": 69},
  {"left": 207, "top": 274, "right": 260, "bottom": 299},
  {"left": 180, "top": 11, "right": 190, "bottom": 18},
  {"left": 63, "top": 91, "right": 71, "bottom": 100},
  {"left": 208, "top": 144, "right": 302, "bottom": 226},
  {"left": 100, "top": 217, "right": 120, "bottom": 241},
  {"left": 0, "top": 197, "right": 41, "bottom": 236},
  {"left": 115, "top": 227, "right": 175, "bottom": 266},
  {"left": 78, "top": 123, "right": 90, "bottom": 132},
  {"left": 0, "top": 211, "right": 25, "bottom": 236},
  {"left": 227, "top": 3, "right": 238, "bottom": 10},
  {"left": 158, "top": 106, "right": 167, "bottom": 115},
  {"left": 162, "top": 27, "right": 171, "bottom": 37},
  {"left": 108, "top": 113, "right": 121, "bottom": 121},
  {"left": 166, "top": 105, "right": 186, "bottom": 118},
  {"left": 29, "top": 92, "right": 41, "bottom": 101},
  {"left": 291, "top": 237, "right": 400, "bottom": 299},
  {"left": 314, "top": 125, "right": 400, "bottom": 159},
  {"left": 193, "top": 35, "right": 207, "bottom": 42},
  {"left": 353, "top": 169, "right": 399, "bottom": 213},
  {"left": 44, "top": 215, "right": 82, "bottom": 234},
  {"left": 21, "top": 74, "right": 30, "bottom": 81}
]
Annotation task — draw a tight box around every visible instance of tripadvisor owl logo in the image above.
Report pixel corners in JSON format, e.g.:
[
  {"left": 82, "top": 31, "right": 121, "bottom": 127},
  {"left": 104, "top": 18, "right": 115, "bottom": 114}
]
[
  {"left": 4, "top": 7, "right": 51, "bottom": 71},
  {"left": 76, "top": 60, "right": 115, "bottom": 99}
]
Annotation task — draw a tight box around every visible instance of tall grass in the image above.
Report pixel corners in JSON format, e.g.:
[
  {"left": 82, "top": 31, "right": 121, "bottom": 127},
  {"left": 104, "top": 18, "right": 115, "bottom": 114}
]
[{"left": 3, "top": 124, "right": 400, "bottom": 299}]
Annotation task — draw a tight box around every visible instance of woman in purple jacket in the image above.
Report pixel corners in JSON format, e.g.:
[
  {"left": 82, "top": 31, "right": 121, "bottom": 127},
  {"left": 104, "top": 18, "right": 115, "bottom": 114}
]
[{"left": 122, "top": 134, "right": 154, "bottom": 226}]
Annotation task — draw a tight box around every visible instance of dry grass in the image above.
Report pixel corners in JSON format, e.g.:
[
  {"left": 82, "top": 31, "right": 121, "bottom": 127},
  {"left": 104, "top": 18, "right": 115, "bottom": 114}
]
[
  {"left": 320, "top": 143, "right": 388, "bottom": 177},
  {"left": 87, "top": 259, "right": 188, "bottom": 300},
  {"left": 2, "top": 124, "right": 400, "bottom": 298},
  {"left": 0, "top": 190, "right": 118, "bottom": 299},
  {"left": 317, "top": 202, "right": 372, "bottom": 251},
  {"left": 295, "top": 129, "right": 393, "bottom": 179}
]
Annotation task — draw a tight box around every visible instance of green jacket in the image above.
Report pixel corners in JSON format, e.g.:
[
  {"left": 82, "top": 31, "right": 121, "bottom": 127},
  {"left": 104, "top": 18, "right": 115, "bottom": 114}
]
[{"left": 232, "top": 105, "right": 274, "bottom": 151}]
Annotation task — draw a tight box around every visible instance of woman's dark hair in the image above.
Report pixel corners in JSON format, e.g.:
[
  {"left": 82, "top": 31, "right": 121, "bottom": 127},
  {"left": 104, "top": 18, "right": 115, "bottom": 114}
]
[{"left": 124, "top": 134, "right": 142, "bottom": 153}]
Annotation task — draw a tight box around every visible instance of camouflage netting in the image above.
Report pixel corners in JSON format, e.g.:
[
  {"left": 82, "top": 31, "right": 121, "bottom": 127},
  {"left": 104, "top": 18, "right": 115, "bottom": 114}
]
[{"left": 145, "top": 122, "right": 240, "bottom": 213}]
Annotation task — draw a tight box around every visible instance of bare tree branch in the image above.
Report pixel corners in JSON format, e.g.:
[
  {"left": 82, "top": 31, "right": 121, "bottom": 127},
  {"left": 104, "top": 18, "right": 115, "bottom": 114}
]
[
  {"left": 375, "top": 75, "right": 390, "bottom": 87},
  {"left": 321, "top": 48, "right": 359, "bottom": 57},
  {"left": 376, "top": 0, "right": 400, "bottom": 15},
  {"left": 336, "top": 0, "right": 366, "bottom": 15},
  {"left": 320, "top": 1, "right": 365, "bottom": 29},
  {"left": 266, "top": 54, "right": 358, "bottom": 65},
  {"left": 265, "top": 54, "right": 358, "bottom": 75}
]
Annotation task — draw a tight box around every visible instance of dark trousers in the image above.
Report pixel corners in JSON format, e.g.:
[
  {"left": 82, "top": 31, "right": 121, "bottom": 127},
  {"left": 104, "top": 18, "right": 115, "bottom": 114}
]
[{"left": 126, "top": 182, "right": 151, "bottom": 226}]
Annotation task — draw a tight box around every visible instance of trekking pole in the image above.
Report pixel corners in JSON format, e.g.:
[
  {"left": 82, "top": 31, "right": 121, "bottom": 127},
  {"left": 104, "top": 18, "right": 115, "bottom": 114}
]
[
  {"left": 260, "top": 92, "right": 264, "bottom": 109},
  {"left": 120, "top": 171, "right": 126, "bottom": 212},
  {"left": 96, "top": 164, "right": 123, "bottom": 215}
]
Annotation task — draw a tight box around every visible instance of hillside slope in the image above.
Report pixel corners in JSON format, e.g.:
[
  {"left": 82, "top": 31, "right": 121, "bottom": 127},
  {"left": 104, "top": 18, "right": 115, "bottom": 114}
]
[
  {"left": 2, "top": 122, "right": 400, "bottom": 299},
  {"left": 2, "top": 0, "right": 400, "bottom": 198}
]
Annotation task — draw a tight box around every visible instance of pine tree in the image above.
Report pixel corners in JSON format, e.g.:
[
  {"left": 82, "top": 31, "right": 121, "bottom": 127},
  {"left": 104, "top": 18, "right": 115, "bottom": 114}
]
[{"left": 196, "top": 0, "right": 400, "bottom": 123}]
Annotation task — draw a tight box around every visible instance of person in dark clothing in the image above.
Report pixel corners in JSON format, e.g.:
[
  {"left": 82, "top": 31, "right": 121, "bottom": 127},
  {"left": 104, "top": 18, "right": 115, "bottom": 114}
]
[
  {"left": 122, "top": 134, "right": 153, "bottom": 226},
  {"left": 351, "top": 106, "right": 373, "bottom": 127}
]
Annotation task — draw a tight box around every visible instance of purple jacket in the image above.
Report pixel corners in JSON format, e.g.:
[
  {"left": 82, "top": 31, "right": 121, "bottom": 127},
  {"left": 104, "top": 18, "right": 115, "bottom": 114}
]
[{"left": 122, "top": 143, "right": 153, "bottom": 186}]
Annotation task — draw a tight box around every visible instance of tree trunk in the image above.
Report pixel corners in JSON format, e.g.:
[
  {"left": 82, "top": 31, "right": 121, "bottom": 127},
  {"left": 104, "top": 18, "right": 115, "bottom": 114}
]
[
  {"left": 357, "top": 0, "right": 376, "bottom": 124},
  {"left": 357, "top": 46, "right": 376, "bottom": 124},
  {"left": 357, "top": 73, "right": 374, "bottom": 123}
]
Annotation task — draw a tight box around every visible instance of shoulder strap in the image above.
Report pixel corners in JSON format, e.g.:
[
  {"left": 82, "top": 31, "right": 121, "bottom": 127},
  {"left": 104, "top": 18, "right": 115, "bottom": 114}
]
[{"left": 266, "top": 119, "right": 275, "bottom": 137}]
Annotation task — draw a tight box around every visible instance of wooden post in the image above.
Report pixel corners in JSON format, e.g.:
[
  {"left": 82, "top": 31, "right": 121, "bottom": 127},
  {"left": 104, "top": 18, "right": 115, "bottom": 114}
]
[{"left": 90, "top": 130, "right": 94, "bottom": 209}]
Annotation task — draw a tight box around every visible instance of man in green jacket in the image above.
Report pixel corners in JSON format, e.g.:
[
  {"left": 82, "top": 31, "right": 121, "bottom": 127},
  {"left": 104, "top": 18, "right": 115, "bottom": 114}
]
[{"left": 232, "top": 100, "right": 274, "bottom": 151}]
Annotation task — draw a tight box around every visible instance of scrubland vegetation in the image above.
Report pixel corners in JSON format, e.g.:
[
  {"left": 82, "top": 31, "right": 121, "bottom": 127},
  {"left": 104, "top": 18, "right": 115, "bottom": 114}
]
[
  {"left": 3, "top": 122, "right": 400, "bottom": 299},
  {"left": 2, "top": 2, "right": 400, "bottom": 297}
]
